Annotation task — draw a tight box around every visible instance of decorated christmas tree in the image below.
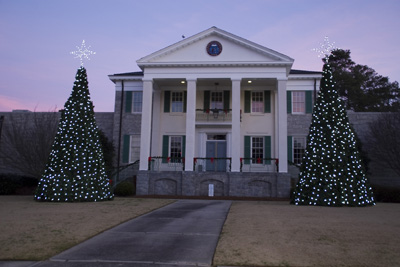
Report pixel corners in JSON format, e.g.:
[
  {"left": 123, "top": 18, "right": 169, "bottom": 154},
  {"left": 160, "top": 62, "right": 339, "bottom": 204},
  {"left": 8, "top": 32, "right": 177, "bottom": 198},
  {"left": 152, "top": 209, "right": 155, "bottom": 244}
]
[
  {"left": 34, "top": 41, "right": 113, "bottom": 202},
  {"left": 291, "top": 41, "right": 375, "bottom": 207}
]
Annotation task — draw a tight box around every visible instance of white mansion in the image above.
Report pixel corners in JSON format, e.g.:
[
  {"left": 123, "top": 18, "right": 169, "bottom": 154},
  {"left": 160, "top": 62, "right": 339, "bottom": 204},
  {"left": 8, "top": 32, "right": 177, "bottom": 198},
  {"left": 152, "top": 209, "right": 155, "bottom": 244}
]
[{"left": 108, "top": 27, "right": 322, "bottom": 197}]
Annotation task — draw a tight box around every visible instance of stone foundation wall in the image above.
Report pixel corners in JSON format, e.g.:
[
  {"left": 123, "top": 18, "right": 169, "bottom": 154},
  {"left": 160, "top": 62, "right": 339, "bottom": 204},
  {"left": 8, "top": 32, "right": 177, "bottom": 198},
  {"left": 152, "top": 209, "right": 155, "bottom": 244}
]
[{"left": 136, "top": 171, "right": 291, "bottom": 198}]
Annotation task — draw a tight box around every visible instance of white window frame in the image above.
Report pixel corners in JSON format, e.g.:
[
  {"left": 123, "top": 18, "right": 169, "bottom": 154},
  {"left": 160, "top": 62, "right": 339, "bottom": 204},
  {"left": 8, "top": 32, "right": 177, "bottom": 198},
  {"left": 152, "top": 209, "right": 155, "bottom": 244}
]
[
  {"left": 132, "top": 91, "right": 143, "bottom": 113},
  {"left": 210, "top": 91, "right": 223, "bottom": 109},
  {"left": 292, "top": 91, "right": 306, "bottom": 114},
  {"left": 251, "top": 91, "right": 264, "bottom": 113},
  {"left": 171, "top": 91, "right": 184, "bottom": 113},
  {"left": 251, "top": 136, "right": 264, "bottom": 164},
  {"left": 169, "top": 136, "right": 183, "bottom": 161},
  {"left": 129, "top": 134, "right": 141, "bottom": 163},
  {"left": 293, "top": 136, "right": 306, "bottom": 165}
]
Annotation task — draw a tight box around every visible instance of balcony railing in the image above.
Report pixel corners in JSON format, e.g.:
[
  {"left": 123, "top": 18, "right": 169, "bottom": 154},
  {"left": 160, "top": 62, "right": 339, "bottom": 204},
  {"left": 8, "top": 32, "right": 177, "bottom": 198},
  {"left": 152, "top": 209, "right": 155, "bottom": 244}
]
[
  {"left": 146, "top": 156, "right": 279, "bottom": 172},
  {"left": 193, "top": 157, "right": 232, "bottom": 172},
  {"left": 240, "top": 158, "right": 279, "bottom": 172},
  {"left": 148, "top": 157, "right": 185, "bottom": 171},
  {"left": 196, "top": 109, "right": 232, "bottom": 122}
]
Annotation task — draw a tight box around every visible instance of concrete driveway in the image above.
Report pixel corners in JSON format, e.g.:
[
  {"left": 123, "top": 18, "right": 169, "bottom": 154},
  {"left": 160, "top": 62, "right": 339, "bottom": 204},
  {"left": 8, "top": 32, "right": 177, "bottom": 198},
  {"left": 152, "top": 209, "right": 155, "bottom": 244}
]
[{"left": 32, "top": 200, "right": 232, "bottom": 267}]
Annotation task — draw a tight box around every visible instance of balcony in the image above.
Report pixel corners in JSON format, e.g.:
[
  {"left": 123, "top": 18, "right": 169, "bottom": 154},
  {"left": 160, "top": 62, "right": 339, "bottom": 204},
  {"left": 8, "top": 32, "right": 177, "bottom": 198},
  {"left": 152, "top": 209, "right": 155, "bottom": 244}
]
[{"left": 196, "top": 109, "right": 232, "bottom": 124}]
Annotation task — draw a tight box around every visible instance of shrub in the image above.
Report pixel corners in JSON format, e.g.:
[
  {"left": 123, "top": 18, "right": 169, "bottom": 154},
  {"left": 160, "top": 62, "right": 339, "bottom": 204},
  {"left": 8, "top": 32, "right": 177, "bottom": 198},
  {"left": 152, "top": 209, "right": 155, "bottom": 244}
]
[
  {"left": 0, "top": 174, "right": 37, "bottom": 195},
  {"left": 0, "top": 176, "right": 19, "bottom": 195},
  {"left": 372, "top": 185, "right": 400, "bottom": 203},
  {"left": 114, "top": 181, "right": 135, "bottom": 196}
]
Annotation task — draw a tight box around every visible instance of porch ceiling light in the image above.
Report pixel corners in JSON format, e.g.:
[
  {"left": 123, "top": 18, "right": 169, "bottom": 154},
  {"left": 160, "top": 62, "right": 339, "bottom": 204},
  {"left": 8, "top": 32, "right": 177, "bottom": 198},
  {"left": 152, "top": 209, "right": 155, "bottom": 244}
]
[
  {"left": 181, "top": 80, "right": 186, "bottom": 84},
  {"left": 248, "top": 80, "right": 252, "bottom": 84}
]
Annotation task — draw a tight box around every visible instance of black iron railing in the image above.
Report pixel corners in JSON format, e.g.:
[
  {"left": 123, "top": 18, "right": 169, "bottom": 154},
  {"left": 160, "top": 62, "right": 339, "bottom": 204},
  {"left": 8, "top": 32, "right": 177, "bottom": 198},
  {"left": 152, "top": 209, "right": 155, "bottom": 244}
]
[
  {"left": 240, "top": 158, "right": 279, "bottom": 172},
  {"left": 195, "top": 109, "right": 232, "bottom": 122},
  {"left": 148, "top": 156, "right": 185, "bottom": 171},
  {"left": 109, "top": 160, "right": 139, "bottom": 188},
  {"left": 193, "top": 157, "right": 232, "bottom": 172}
]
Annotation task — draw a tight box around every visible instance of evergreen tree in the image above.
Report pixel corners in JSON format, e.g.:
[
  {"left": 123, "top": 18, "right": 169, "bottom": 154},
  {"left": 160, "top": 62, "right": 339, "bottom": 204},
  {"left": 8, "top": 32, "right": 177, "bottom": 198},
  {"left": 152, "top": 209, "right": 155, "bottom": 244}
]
[
  {"left": 35, "top": 67, "right": 113, "bottom": 202},
  {"left": 329, "top": 49, "right": 400, "bottom": 111},
  {"left": 291, "top": 56, "right": 375, "bottom": 207}
]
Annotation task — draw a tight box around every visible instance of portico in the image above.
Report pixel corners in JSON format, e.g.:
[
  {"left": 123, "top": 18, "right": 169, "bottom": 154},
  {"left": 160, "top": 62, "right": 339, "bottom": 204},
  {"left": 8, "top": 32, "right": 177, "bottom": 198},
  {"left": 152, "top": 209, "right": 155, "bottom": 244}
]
[{"left": 138, "top": 75, "right": 289, "bottom": 174}]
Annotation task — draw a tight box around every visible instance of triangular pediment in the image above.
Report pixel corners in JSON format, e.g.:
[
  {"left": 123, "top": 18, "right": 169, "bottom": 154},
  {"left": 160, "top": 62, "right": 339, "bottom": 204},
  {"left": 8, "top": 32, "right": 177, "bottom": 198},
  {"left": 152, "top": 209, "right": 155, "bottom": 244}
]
[{"left": 137, "top": 27, "right": 294, "bottom": 69}]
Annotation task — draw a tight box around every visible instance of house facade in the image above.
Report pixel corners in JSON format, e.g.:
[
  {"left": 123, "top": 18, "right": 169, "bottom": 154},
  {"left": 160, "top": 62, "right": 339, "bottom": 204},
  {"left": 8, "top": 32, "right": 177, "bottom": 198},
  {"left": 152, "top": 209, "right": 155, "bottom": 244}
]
[{"left": 108, "top": 27, "right": 322, "bottom": 198}]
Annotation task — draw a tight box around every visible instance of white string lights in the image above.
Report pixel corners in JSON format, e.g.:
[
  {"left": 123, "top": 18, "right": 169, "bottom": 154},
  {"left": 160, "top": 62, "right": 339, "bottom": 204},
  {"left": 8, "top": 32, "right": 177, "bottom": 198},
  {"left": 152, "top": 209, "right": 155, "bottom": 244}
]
[
  {"left": 35, "top": 56, "right": 112, "bottom": 202},
  {"left": 291, "top": 38, "right": 375, "bottom": 206},
  {"left": 70, "top": 40, "right": 96, "bottom": 66},
  {"left": 312, "top": 36, "right": 338, "bottom": 60}
]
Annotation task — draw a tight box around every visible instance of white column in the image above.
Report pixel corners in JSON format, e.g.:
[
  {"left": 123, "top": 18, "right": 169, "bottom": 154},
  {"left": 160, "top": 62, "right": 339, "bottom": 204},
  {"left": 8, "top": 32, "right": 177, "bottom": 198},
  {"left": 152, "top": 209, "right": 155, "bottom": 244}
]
[
  {"left": 277, "top": 79, "right": 288, "bottom": 173},
  {"left": 185, "top": 79, "right": 196, "bottom": 171},
  {"left": 231, "top": 79, "right": 241, "bottom": 172},
  {"left": 151, "top": 90, "right": 161, "bottom": 156},
  {"left": 139, "top": 79, "right": 153, "bottom": 171}
]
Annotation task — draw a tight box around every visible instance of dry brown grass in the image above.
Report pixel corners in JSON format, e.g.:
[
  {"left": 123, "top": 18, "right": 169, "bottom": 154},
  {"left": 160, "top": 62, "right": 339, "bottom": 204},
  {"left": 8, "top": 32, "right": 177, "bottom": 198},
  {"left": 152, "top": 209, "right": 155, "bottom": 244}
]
[
  {"left": 2, "top": 196, "right": 400, "bottom": 266},
  {"left": 0, "top": 196, "right": 174, "bottom": 261},
  {"left": 214, "top": 201, "right": 400, "bottom": 267}
]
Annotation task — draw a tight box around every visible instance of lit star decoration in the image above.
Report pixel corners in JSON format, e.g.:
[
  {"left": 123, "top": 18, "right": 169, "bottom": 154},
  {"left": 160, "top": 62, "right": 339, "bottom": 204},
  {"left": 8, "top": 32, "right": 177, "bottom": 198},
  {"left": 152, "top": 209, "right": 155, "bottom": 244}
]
[
  {"left": 312, "top": 36, "right": 338, "bottom": 60},
  {"left": 70, "top": 40, "right": 96, "bottom": 66},
  {"left": 291, "top": 38, "right": 375, "bottom": 207}
]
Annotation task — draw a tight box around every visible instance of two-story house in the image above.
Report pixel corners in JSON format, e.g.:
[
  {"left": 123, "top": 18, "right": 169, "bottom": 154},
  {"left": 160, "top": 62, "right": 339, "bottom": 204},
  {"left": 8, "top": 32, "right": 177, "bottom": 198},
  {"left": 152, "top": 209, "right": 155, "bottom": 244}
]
[{"left": 108, "top": 27, "right": 321, "bottom": 198}]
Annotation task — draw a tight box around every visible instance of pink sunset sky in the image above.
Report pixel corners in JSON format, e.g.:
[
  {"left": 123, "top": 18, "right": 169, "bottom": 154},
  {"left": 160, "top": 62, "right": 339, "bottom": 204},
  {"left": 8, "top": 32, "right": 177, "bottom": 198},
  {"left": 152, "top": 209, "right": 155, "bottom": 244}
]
[{"left": 0, "top": 0, "right": 399, "bottom": 112}]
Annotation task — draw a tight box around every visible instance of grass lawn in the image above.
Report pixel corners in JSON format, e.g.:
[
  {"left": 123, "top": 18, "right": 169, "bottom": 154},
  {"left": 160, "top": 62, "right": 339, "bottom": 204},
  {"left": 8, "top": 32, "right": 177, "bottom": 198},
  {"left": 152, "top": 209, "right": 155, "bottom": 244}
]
[
  {"left": 0, "top": 196, "right": 174, "bottom": 261},
  {"left": 1, "top": 196, "right": 399, "bottom": 266},
  {"left": 214, "top": 201, "right": 400, "bottom": 267}
]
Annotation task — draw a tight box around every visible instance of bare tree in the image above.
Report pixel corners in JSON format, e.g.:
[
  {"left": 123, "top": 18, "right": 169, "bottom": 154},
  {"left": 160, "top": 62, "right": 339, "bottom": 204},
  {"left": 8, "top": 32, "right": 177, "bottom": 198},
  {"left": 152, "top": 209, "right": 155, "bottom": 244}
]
[
  {"left": 0, "top": 111, "right": 60, "bottom": 178},
  {"left": 368, "top": 112, "right": 400, "bottom": 177}
]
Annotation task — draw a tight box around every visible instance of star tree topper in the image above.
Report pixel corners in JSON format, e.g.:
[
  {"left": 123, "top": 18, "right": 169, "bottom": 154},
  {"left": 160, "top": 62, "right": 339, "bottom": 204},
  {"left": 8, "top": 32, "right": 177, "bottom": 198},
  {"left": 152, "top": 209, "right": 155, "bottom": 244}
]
[
  {"left": 70, "top": 40, "right": 96, "bottom": 66},
  {"left": 312, "top": 36, "right": 338, "bottom": 60}
]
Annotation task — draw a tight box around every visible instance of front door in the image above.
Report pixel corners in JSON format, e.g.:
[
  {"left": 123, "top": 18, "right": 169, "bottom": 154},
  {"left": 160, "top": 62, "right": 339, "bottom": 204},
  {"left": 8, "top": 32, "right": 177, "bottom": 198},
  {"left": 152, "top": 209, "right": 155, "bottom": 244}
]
[{"left": 206, "top": 135, "right": 227, "bottom": 172}]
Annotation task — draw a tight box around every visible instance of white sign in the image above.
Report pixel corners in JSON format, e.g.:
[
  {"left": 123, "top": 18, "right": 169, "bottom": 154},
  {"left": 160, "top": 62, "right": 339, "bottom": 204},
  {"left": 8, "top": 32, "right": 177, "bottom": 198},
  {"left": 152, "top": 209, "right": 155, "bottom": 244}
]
[{"left": 208, "top": 184, "right": 214, "bottom": 197}]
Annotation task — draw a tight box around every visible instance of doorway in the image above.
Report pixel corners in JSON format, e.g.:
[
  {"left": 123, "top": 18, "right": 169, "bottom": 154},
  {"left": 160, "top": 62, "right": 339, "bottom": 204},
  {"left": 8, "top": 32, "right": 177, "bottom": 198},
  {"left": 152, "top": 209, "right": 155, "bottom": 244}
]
[{"left": 206, "top": 134, "right": 227, "bottom": 172}]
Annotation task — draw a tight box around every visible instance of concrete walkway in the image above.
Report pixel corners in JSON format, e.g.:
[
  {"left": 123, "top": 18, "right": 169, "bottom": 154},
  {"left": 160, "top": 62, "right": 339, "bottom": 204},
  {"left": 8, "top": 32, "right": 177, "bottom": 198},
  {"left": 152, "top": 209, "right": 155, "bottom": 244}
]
[{"left": 4, "top": 200, "right": 231, "bottom": 267}]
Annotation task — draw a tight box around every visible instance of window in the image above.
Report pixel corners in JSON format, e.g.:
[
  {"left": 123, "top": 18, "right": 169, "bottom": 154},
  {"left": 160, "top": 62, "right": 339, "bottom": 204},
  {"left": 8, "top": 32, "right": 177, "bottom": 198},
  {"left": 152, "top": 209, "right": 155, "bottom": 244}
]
[
  {"left": 251, "top": 137, "right": 264, "bottom": 164},
  {"left": 244, "top": 91, "right": 270, "bottom": 113},
  {"left": 171, "top": 92, "right": 184, "bottom": 112},
  {"left": 129, "top": 135, "right": 141, "bottom": 163},
  {"left": 170, "top": 136, "right": 183, "bottom": 162},
  {"left": 132, "top": 92, "right": 142, "bottom": 113},
  {"left": 292, "top": 91, "right": 305, "bottom": 113},
  {"left": 293, "top": 137, "right": 306, "bottom": 165},
  {"left": 252, "top": 91, "right": 264, "bottom": 113},
  {"left": 211, "top": 91, "right": 223, "bottom": 109}
]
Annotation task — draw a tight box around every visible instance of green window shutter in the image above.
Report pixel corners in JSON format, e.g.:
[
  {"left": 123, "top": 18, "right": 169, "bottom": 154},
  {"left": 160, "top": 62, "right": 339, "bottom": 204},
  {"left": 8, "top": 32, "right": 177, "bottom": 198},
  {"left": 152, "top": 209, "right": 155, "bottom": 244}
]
[
  {"left": 287, "top": 136, "right": 293, "bottom": 164},
  {"left": 223, "top": 90, "right": 230, "bottom": 110},
  {"left": 162, "top": 135, "right": 169, "bottom": 163},
  {"left": 244, "top": 91, "right": 251, "bottom": 113},
  {"left": 125, "top": 91, "right": 132, "bottom": 113},
  {"left": 183, "top": 91, "right": 187, "bottom": 113},
  {"left": 182, "top": 135, "right": 186, "bottom": 158},
  {"left": 305, "top": 91, "right": 313, "bottom": 113},
  {"left": 122, "top": 135, "right": 130, "bottom": 163},
  {"left": 264, "top": 136, "right": 271, "bottom": 164},
  {"left": 204, "top": 90, "right": 210, "bottom": 110},
  {"left": 264, "top": 90, "right": 271, "bottom": 113},
  {"left": 244, "top": 136, "right": 251, "bottom": 164},
  {"left": 287, "top": 91, "right": 292, "bottom": 114},
  {"left": 164, "top": 91, "right": 170, "bottom": 113}
]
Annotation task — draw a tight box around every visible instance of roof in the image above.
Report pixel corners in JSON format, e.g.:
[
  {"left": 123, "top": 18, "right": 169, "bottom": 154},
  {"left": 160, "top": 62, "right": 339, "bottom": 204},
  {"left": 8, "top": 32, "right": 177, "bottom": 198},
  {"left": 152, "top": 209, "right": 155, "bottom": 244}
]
[
  {"left": 136, "top": 26, "right": 295, "bottom": 71},
  {"left": 111, "top": 71, "right": 143, "bottom": 76},
  {"left": 109, "top": 69, "right": 321, "bottom": 79},
  {"left": 290, "top": 69, "right": 322, "bottom": 75}
]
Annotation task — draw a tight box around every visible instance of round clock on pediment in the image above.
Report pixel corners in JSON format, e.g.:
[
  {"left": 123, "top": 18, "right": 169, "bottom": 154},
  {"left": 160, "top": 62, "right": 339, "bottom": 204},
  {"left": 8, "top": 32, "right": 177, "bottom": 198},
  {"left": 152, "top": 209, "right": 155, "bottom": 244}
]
[{"left": 206, "top": 41, "right": 222, "bottom": 56}]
